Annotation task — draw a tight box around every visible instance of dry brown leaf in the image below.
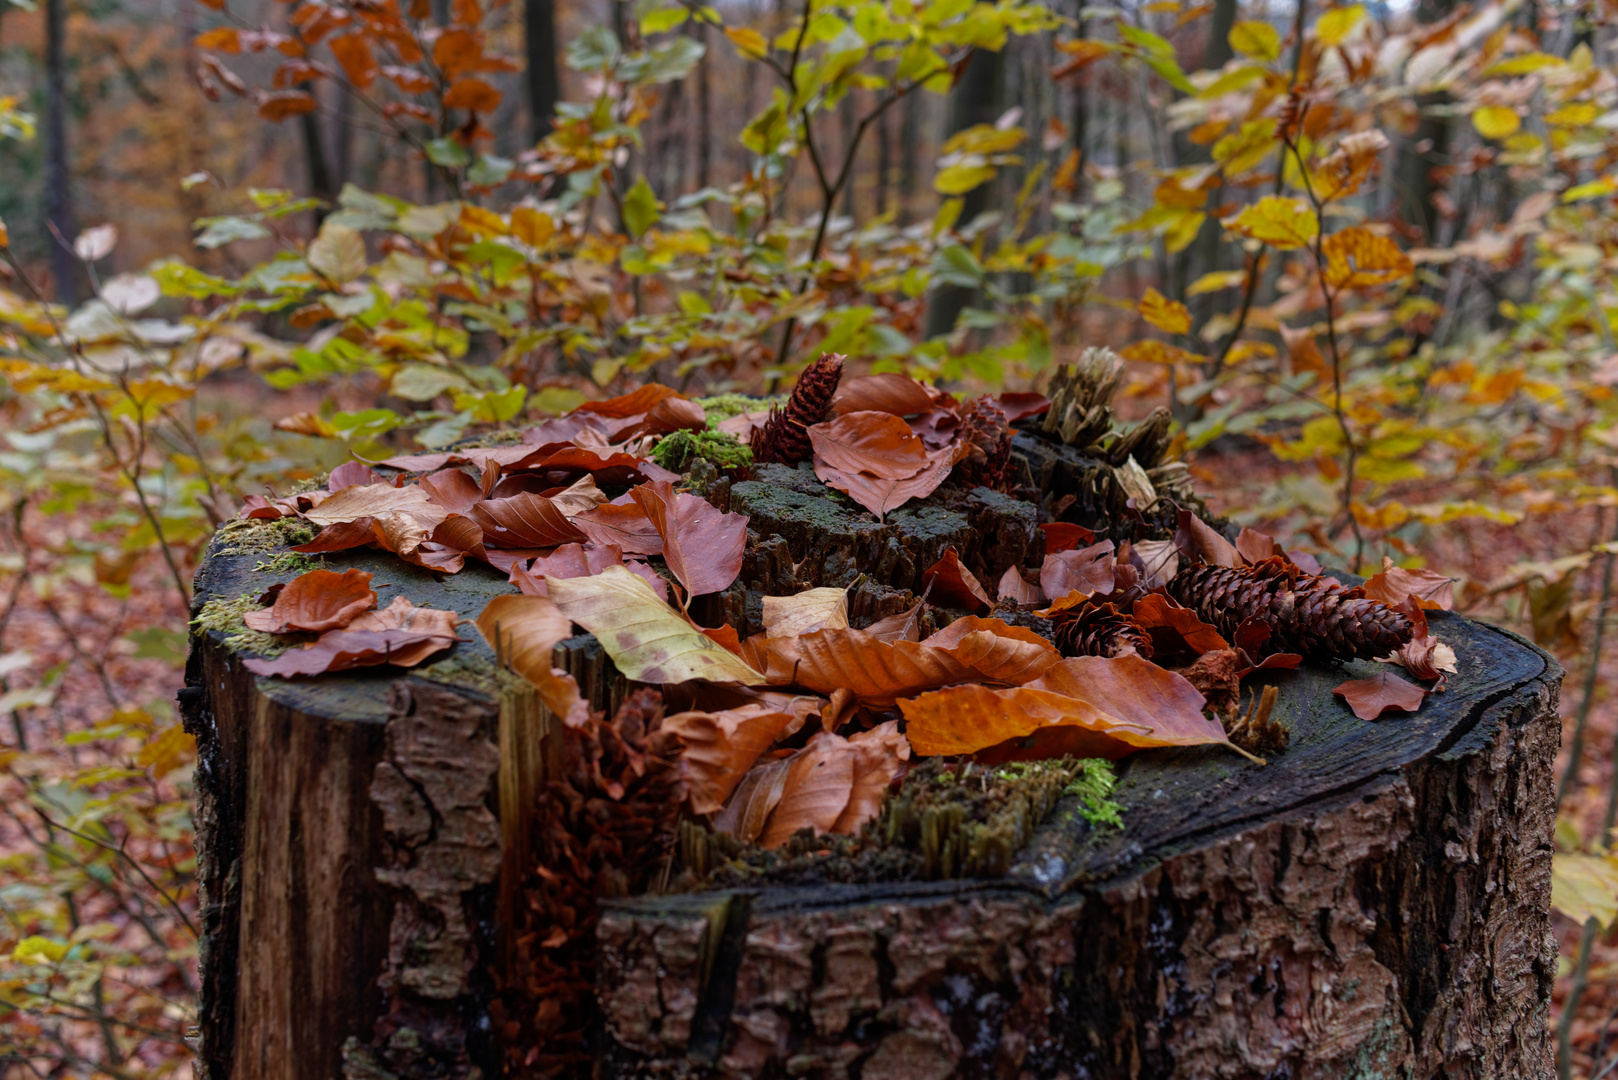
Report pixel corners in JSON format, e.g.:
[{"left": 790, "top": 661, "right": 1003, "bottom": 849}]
[
  {"left": 1333, "top": 670, "right": 1429, "bottom": 720},
  {"left": 474, "top": 594, "right": 589, "bottom": 727},
  {"left": 1131, "top": 593, "right": 1230, "bottom": 661},
  {"left": 242, "top": 568, "right": 376, "bottom": 633},
  {"left": 1362, "top": 556, "right": 1455, "bottom": 611},
  {"left": 924, "top": 616, "right": 1062, "bottom": 685},
  {"left": 1176, "top": 510, "right": 1240, "bottom": 568},
  {"left": 832, "top": 373, "right": 943, "bottom": 417},
  {"left": 862, "top": 601, "right": 923, "bottom": 644},
  {"left": 470, "top": 492, "right": 587, "bottom": 548},
  {"left": 572, "top": 500, "right": 664, "bottom": 555},
  {"left": 761, "top": 587, "right": 850, "bottom": 638},
  {"left": 1235, "top": 527, "right": 1284, "bottom": 565},
  {"left": 832, "top": 722, "right": 910, "bottom": 834},
  {"left": 661, "top": 705, "right": 800, "bottom": 815},
  {"left": 996, "top": 566, "right": 1044, "bottom": 605},
  {"left": 921, "top": 548, "right": 991, "bottom": 611},
  {"left": 1133, "top": 539, "right": 1181, "bottom": 588},
  {"left": 711, "top": 757, "right": 791, "bottom": 844},
  {"left": 815, "top": 442, "right": 969, "bottom": 520},
  {"left": 1040, "top": 539, "right": 1116, "bottom": 601},
  {"left": 304, "top": 482, "right": 448, "bottom": 530},
  {"left": 509, "top": 543, "right": 624, "bottom": 596},
  {"left": 328, "top": 460, "right": 385, "bottom": 490},
  {"left": 807, "top": 411, "right": 929, "bottom": 479},
  {"left": 241, "top": 627, "right": 458, "bottom": 678},
  {"left": 630, "top": 480, "right": 748, "bottom": 598},
  {"left": 420, "top": 468, "right": 483, "bottom": 515},
  {"left": 758, "top": 732, "right": 856, "bottom": 848},
  {"left": 1041, "top": 522, "right": 1097, "bottom": 554}
]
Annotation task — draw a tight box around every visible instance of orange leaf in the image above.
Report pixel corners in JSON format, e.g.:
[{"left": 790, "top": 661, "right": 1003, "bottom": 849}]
[
  {"left": 329, "top": 33, "right": 379, "bottom": 87},
  {"left": 814, "top": 442, "right": 969, "bottom": 520},
  {"left": 996, "top": 566, "right": 1044, "bottom": 605},
  {"left": 1176, "top": 510, "right": 1240, "bottom": 567},
  {"left": 572, "top": 501, "right": 663, "bottom": 555},
  {"left": 920, "top": 547, "right": 991, "bottom": 611},
  {"left": 1322, "top": 227, "right": 1413, "bottom": 290},
  {"left": 194, "top": 27, "right": 241, "bottom": 52},
  {"left": 1333, "top": 670, "right": 1428, "bottom": 720},
  {"left": 469, "top": 492, "right": 587, "bottom": 548},
  {"left": 1234, "top": 526, "right": 1284, "bottom": 565},
  {"left": 1139, "top": 287, "right": 1191, "bottom": 335},
  {"left": 255, "top": 89, "right": 318, "bottom": 122},
  {"left": 508, "top": 542, "right": 625, "bottom": 596},
  {"left": 630, "top": 480, "right": 748, "bottom": 598},
  {"left": 1362, "top": 557, "right": 1454, "bottom": 610},
  {"left": 1040, "top": 521, "right": 1096, "bottom": 553},
  {"left": 1119, "top": 340, "right": 1200, "bottom": 366},
  {"left": 475, "top": 595, "right": 589, "bottom": 726},
  {"left": 305, "top": 483, "right": 448, "bottom": 530},
  {"left": 1040, "top": 539, "right": 1116, "bottom": 600},
  {"left": 758, "top": 734, "right": 854, "bottom": 847},
  {"left": 242, "top": 568, "right": 376, "bottom": 633},
  {"left": 443, "top": 76, "right": 502, "bottom": 112},
  {"left": 808, "top": 411, "right": 929, "bottom": 479},
  {"left": 240, "top": 625, "right": 457, "bottom": 678},
  {"left": 831, "top": 373, "right": 944, "bottom": 417},
  {"left": 664, "top": 705, "right": 802, "bottom": 815},
  {"left": 832, "top": 721, "right": 910, "bottom": 834},
  {"left": 1131, "top": 593, "right": 1229, "bottom": 661}
]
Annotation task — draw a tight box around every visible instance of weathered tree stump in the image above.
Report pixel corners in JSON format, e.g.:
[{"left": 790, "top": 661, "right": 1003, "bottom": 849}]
[{"left": 182, "top": 448, "right": 1562, "bottom": 1080}]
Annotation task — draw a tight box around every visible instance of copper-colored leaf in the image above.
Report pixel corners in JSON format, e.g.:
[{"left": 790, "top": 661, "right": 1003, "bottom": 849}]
[
  {"left": 832, "top": 373, "right": 942, "bottom": 417},
  {"left": 419, "top": 468, "right": 483, "bottom": 514},
  {"left": 572, "top": 500, "right": 663, "bottom": 555},
  {"left": 711, "top": 757, "right": 790, "bottom": 843},
  {"left": 641, "top": 396, "right": 707, "bottom": 436},
  {"left": 630, "top": 480, "right": 748, "bottom": 598},
  {"left": 328, "top": 460, "right": 385, "bottom": 491},
  {"left": 832, "top": 721, "right": 910, "bottom": 834},
  {"left": 662, "top": 705, "right": 800, "bottom": 815},
  {"left": 924, "top": 616, "right": 1061, "bottom": 685},
  {"left": 1362, "top": 556, "right": 1455, "bottom": 611},
  {"left": 996, "top": 392, "right": 1049, "bottom": 423},
  {"left": 863, "top": 602, "right": 922, "bottom": 644},
  {"left": 1133, "top": 538, "right": 1180, "bottom": 588},
  {"left": 1040, "top": 539, "right": 1116, "bottom": 601},
  {"left": 241, "top": 627, "right": 456, "bottom": 677},
  {"left": 1041, "top": 522, "right": 1096, "bottom": 554},
  {"left": 815, "top": 442, "right": 969, "bottom": 520},
  {"left": 303, "top": 482, "right": 446, "bottom": 528},
  {"left": 1235, "top": 527, "right": 1284, "bottom": 565},
  {"left": 432, "top": 514, "right": 485, "bottom": 555},
  {"left": 808, "top": 411, "right": 930, "bottom": 479},
  {"left": 470, "top": 492, "right": 587, "bottom": 548},
  {"left": 443, "top": 76, "right": 501, "bottom": 112},
  {"left": 509, "top": 542, "right": 624, "bottom": 597},
  {"left": 996, "top": 566, "right": 1044, "bottom": 605},
  {"left": 1333, "top": 670, "right": 1429, "bottom": 720},
  {"left": 573, "top": 383, "right": 685, "bottom": 419},
  {"left": 1131, "top": 593, "right": 1229, "bottom": 661},
  {"left": 242, "top": 568, "right": 376, "bottom": 633},
  {"left": 921, "top": 547, "right": 991, "bottom": 611},
  {"left": 547, "top": 565, "right": 765, "bottom": 685},
  {"left": 761, "top": 587, "right": 849, "bottom": 638},
  {"left": 291, "top": 518, "right": 381, "bottom": 555},
  {"left": 475, "top": 594, "right": 589, "bottom": 727},
  {"left": 758, "top": 732, "right": 856, "bottom": 848},
  {"left": 1176, "top": 510, "right": 1240, "bottom": 568},
  {"left": 1376, "top": 597, "right": 1457, "bottom": 683}
]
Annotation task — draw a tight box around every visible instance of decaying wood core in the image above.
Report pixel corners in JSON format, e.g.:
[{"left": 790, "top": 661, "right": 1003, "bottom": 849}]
[{"left": 183, "top": 419, "right": 1562, "bottom": 1080}]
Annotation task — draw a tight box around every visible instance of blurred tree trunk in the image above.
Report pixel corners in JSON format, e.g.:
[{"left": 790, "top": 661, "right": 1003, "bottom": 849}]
[
  {"left": 696, "top": 23, "right": 711, "bottom": 189},
  {"left": 335, "top": 84, "right": 355, "bottom": 192},
  {"left": 1175, "top": 0, "right": 1236, "bottom": 327},
  {"left": 898, "top": 89, "right": 920, "bottom": 223},
  {"left": 841, "top": 92, "right": 858, "bottom": 219},
  {"left": 45, "top": 0, "right": 77, "bottom": 304},
  {"left": 1396, "top": 0, "right": 1457, "bottom": 245},
  {"left": 1069, "top": 11, "right": 1087, "bottom": 173},
  {"left": 301, "top": 110, "right": 337, "bottom": 204},
  {"left": 525, "top": 0, "right": 559, "bottom": 142},
  {"left": 875, "top": 105, "right": 890, "bottom": 215},
  {"left": 923, "top": 47, "right": 1004, "bottom": 340}
]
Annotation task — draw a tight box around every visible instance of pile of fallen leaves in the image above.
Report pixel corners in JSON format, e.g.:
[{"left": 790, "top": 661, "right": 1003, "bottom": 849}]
[{"left": 225, "top": 359, "right": 1461, "bottom": 851}]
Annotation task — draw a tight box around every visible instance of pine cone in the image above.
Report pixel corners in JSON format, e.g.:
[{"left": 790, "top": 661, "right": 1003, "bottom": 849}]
[
  {"left": 955, "top": 396, "right": 1012, "bottom": 491},
  {"left": 1166, "top": 557, "right": 1413, "bottom": 661},
  {"left": 752, "top": 352, "right": 845, "bottom": 465},
  {"left": 1051, "top": 601, "right": 1153, "bottom": 660}
]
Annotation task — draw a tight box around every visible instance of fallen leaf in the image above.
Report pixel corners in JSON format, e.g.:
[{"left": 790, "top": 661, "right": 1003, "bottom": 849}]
[
  {"left": 1176, "top": 510, "right": 1240, "bottom": 568},
  {"left": 547, "top": 565, "right": 766, "bottom": 685},
  {"left": 1363, "top": 556, "right": 1455, "bottom": 610},
  {"left": 923, "top": 616, "right": 1062, "bottom": 684},
  {"left": 996, "top": 392, "right": 1049, "bottom": 422},
  {"left": 921, "top": 548, "right": 991, "bottom": 611},
  {"left": 758, "top": 732, "right": 856, "bottom": 847},
  {"left": 631, "top": 480, "right": 749, "bottom": 598},
  {"left": 762, "top": 587, "right": 850, "bottom": 638},
  {"left": 304, "top": 482, "right": 447, "bottom": 530},
  {"left": 996, "top": 566, "right": 1043, "bottom": 605},
  {"left": 1376, "top": 597, "right": 1458, "bottom": 683},
  {"left": 470, "top": 492, "right": 587, "bottom": 548},
  {"left": 1133, "top": 539, "right": 1181, "bottom": 588},
  {"left": 242, "top": 568, "right": 376, "bottom": 633},
  {"left": 419, "top": 468, "right": 484, "bottom": 515},
  {"left": 328, "top": 460, "right": 386, "bottom": 491},
  {"left": 1287, "top": 549, "right": 1323, "bottom": 575},
  {"left": 1234, "top": 527, "right": 1284, "bottom": 565},
  {"left": 242, "top": 622, "right": 458, "bottom": 678},
  {"left": 711, "top": 757, "right": 791, "bottom": 843},
  {"left": 573, "top": 499, "right": 665, "bottom": 555},
  {"left": 1333, "top": 670, "right": 1429, "bottom": 720},
  {"left": 863, "top": 601, "right": 923, "bottom": 643},
  {"left": 1131, "top": 593, "right": 1229, "bottom": 661},
  {"left": 475, "top": 594, "right": 589, "bottom": 727},
  {"left": 509, "top": 543, "right": 625, "bottom": 596},
  {"left": 1041, "top": 522, "right": 1096, "bottom": 554},
  {"left": 808, "top": 411, "right": 929, "bottom": 479},
  {"left": 573, "top": 383, "right": 685, "bottom": 419},
  {"left": 715, "top": 408, "right": 773, "bottom": 442},
  {"left": 291, "top": 518, "right": 381, "bottom": 554},
  {"left": 1040, "top": 539, "right": 1116, "bottom": 600},
  {"left": 815, "top": 442, "right": 968, "bottom": 520},
  {"left": 832, "top": 721, "right": 910, "bottom": 834},
  {"left": 832, "top": 373, "right": 942, "bottom": 417},
  {"left": 348, "top": 595, "right": 462, "bottom": 665},
  {"left": 663, "top": 705, "right": 801, "bottom": 814}
]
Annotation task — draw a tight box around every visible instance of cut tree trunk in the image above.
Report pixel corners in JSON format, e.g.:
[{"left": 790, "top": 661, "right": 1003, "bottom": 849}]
[{"left": 183, "top": 457, "right": 1561, "bottom": 1080}]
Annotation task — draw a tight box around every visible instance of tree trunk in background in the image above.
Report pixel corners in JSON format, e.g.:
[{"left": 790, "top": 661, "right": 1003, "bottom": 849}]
[
  {"left": 923, "top": 47, "right": 1004, "bottom": 340},
  {"left": 875, "top": 105, "right": 890, "bottom": 215},
  {"left": 1177, "top": 0, "right": 1236, "bottom": 330},
  {"left": 525, "top": 0, "right": 560, "bottom": 143},
  {"left": 44, "top": 0, "right": 77, "bottom": 305},
  {"left": 898, "top": 89, "right": 920, "bottom": 223},
  {"left": 1069, "top": 12, "right": 1087, "bottom": 174},
  {"left": 335, "top": 84, "right": 355, "bottom": 192},
  {"left": 300, "top": 110, "right": 337, "bottom": 204},
  {"left": 841, "top": 92, "right": 858, "bottom": 219},
  {"left": 695, "top": 24, "right": 711, "bottom": 189},
  {"left": 1396, "top": 0, "right": 1456, "bottom": 246}
]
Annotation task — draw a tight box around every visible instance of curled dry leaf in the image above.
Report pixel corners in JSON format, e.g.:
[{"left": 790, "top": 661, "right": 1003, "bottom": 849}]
[
  {"left": 662, "top": 705, "right": 802, "bottom": 815},
  {"left": 328, "top": 460, "right": 386, "bottom": 491},
  {"left": 1131, "top": 593, "right": 1229, "bottom": 662},
  {"left": 900, "top": 654, "right": 1224, "bottom": 761},
  {"left": 509, "top": 543, "right": 625, "bottom": 597},
  {"left": 1362, "top": 556, "right": 1455, "bottom": 611},
  {"left": 920, "top": 547, "right": 991, "bottom": 611},
  {"left": 757, "top": 733, "right": 856, "bottom": 848},
  {"left": 1175, "top": 510, "right": 1240, "bottom": 568},
  {"left": 242, "top": 568, "right": 376, "bottom": 633},
  {"left": 241, "top": 627, "right": 458, "bottom": 678},
  {"left": 547, "top": 565, "right": 765, "bottom": 686},
  {"left": 304, "top": 482, "right": 447, "bottom": 530},
  {"left": 862, "top": 601, "right": 923, "bottom": 644},
  {"left": 475, "top": 594, "right": 589, "bottom": 727},
  {"left": 996, "top": 392, "right": 1050, "bottom": 423},
  {"left": 1133, "top": 538, "right": 1180, "bottom": 588},
  {"left": 1234, "top": 527, "right": 1284, "bottom": 565},
  {"left": 833, "top": 722, "right": 910, "bottom": 834},
  {"left": 814, "top": 441, "right": 968, "bottom": 520},
  {"left": 1333, "top": 669, "right": 1429, "bottom": 720},
  {"left": 630, "top": 480, "right": 748, "bottom": 598},
  {"left": 996, "top": 566, "right": 1043, "bottom": 605},
  {"left": 808, "top": 411, "right": 929, "bottom": 479},
  {"left": 572, "top": 500, "right": 664, "bottom": 555},
  {"left": 1377, "top": 598, "right": 1458, "bottom": 683},
  {"left": 711, "top": 757, "right": 790, "bottom": 843},
  {"left": 1041, "top": 522, "right": 1096, "bottom": 554},
  {"left": 831, "top": 373, "right": 941, "bottom": 417},
  {"left": 470, "top": 492, "right": 587, "bottom": 548},
  {"left": 761, "top": 587, "right": 849, "bottom": 638},
  {"left": 419, "top": 468, "right": 483, "bottom": 515},
  {"left": 1040, "top": 539, "right": 1116, "bottom": 601}
]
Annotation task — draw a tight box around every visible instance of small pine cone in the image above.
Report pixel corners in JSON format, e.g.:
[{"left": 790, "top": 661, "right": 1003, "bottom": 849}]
[
  {"left": 1166, "top": 557, "right": 1413, "bottom": 661},
  {"left": 752, "top": 352, "right": 845, "bottom": 465},
  {"left": 955, "top": 396, "right": 1012, "bottom": 491},
  {"left": 1051, "top": 601, "right": 1153, "bottom": 660}
]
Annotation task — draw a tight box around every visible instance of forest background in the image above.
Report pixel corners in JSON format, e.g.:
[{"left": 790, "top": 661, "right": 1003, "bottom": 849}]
[{"left": 2, "top": 0, "right": 1618, "bottom": 1073}]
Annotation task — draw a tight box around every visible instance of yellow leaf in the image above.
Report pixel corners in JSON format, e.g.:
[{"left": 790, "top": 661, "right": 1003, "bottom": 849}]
[
  {"left": 1553, "top": 852, "right": 1618, "bottom": 929},
  {"left": 1322, "top": 227, "right": 1413, "bottom": 289},
  {"left": 510, "top": 206, "right": 555, "bottom": 248},
  {"left": 725, "top": 26, "right": 769, "bottom": 58},
  {"left": 1226, "top": 195, "right": 1318, "bottom": 249},
  {"left": 1547, "top": 101, "right": 1599, "bottom": 128},
  {"left": 1120, "top": 340, "right": 1199, "bottom": 365},
  {"left": 12, "top": 936, "right": 69, "bottom": 965},
  {"left": 1228, "top": 20, "right": 1281, "bottom": 61},
  {"left": 934, "top": 162, "right": 999, "bottom": 195},
  {"left": 1311, "top": 129, "right": 1389, "bottom": 201},
  {"left": 1471, "top": 105, "right": 1521, "bottom": 140},
  {"left": 1163, "top": 209, "right": 1207, "bottom": 254},
  {"left": 136, "top": 724, "right": 196, "bottom": 777},
  {"left": 1188, "top": 269, "right": 1246, "bottom": 295},
  {"left": 762, "top": 587, "right": 849, "bottom": 638},
  {"left": 458, "top": 203, "right": 509, "bottom": 238},
  {"left": 1564, "top": 176, "right": 1618, "bottom": 203},
  {"left": 1314, "top": 5, "right": 1366, "bottom": 47},
  {"left": 1139, "top": 287, "right": 1191, "bottom": 334}
]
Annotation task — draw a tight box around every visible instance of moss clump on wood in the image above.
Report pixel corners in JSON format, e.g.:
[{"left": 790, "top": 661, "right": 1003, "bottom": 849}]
[
  {"left": 212, "top": 516, "right": 316, "bottom": 556},
  {"left": 676, "top": 756, "right": 1120, "bottom": 888},
  {"left": 694, "top": 392, "right": 784, "bottom": 424},
  {"left": 252, "top": 551, "right": 323, "bottom": 575},
  {"left": 415, "top": 651, "right": 510, "bottom": 698},
  {"left": 192, "top": 592, "right": 306, "bottom": 657},
  {"left": 650, "top": 428, "right": 753, "bottom": 473}
]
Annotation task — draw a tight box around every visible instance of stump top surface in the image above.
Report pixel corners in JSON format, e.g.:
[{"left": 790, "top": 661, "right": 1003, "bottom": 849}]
[{"left": 195, "top": 526, "right": 1556, "bottom": 900}]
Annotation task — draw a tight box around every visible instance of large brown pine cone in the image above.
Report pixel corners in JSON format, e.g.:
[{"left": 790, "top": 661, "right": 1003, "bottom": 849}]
[
  {"left": 1166, "top": 556, "right": 1413, "bottom": 661},
  {"left": 1051, "top": 600, "right": 1153, "bottom": 659},
  {"left": 752, "top": 352, "right": 845, "bottom": 465}
]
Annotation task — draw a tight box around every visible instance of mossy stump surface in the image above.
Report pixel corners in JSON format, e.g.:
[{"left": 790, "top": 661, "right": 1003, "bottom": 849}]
[{"left": 183, "top": 432, "right": 1561, "bottom": 1080}]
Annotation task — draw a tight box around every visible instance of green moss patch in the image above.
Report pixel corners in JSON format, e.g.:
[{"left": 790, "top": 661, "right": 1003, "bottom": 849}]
[
  {"left": 191, "top": 592, "right": 308, "bottom": 657},
  {"left": 212, "top": 517, "right": 316, "bottom": 556}
]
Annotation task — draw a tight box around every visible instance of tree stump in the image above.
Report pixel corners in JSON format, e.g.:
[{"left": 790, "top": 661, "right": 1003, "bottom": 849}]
[{"left": 182, "top": 454, "right": 1562, "bottom": 1080}]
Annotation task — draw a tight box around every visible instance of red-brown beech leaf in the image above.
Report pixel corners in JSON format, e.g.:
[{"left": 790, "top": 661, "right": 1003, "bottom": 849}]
[
  {"left": 1040, "top": 539, "right": 1116, "bottom": 602},
  {"left": 475, "top": 594, "right": 589, "bottom": 726},
  {"left": 469, "top": 492, "right": 587, "bottom": 548},
  {"left": 832, "top": 722, "right": 910, "bottom": 833},
  {"left": 997, "top": 392, "right": 1050, "bottom": 423},
  {"left": 419, "top": 468, "right": 483, "bottom": 515},
  {"left": 1131, "top": 593, "right": 1230, "bottom": 661},
  {"left": 241, "top": 627, "right": 456, "bottom": 678},
  {"left": 832, "top": 373, "right": 942, "bottom": 417},
  {"left": 1041, "top": 522, "right": 1096, "bottom": 554},
  {"left": 432, "top": 514, "right": 486, "bottom": 554},
  {"left": 573, "top": 499, "right": 664, "bottom": 555},
  {"left": 996, "top": 566, "right": 1043, "bottom": 605},
  {"left": 328, "top": 460, "right": 385, "bottom": 491},
  {"left": 711, "top": 757, "right": 791, "bottom": 843},
  {"left": 1376, "top": 597, "right": 1457, "bottom": 683},
  {"left": 630, "top": 480, "right": 748, "bottom": 598},
  {"left": 921, "top": 548, "right": 991, "bottom": 611},
  {"left": 758, "top": 732, "right": 856, "bottom": 848},
  {"left": 292, "top": 518, "right": 380, "bottom": 555},
  {"left": 639, "top": 396, "right": 707, "bottom": 436},
  {"left": 1287, "top": 549, "right": 1323, "bottom": 575},
  {"left": 1333, "top": 670, "right": 1429, "bottom": 720},
  {"left": 1235, "top": 527, "right": 1284, "bottom": 566},
  {"left": 573, "top": 383, "right": 684, "bottom": 419},
  {"left": 808, "top": 411, "right": 929, "bottom": 479},
  {"left": 662, "top": 705, "right": 801, "bottom": 815},
  {"left": 509, "top": 542, "right": 622, "bottom": 596},
  {"left": 304, "top": 482, "right": 448, "bottom": 531},
  {"left": 815, "top": 442, "right": 969, "bottom": 520},
  {"left": 1175, "top": 510, "right": 1240, "bottom": 568},
  {"left": 243, "top": 568, "right": 376, "bottom": 634},
  {"left": 1362, "top": 556, "right": 1455, "bottom": 611},
  {"left": 862, "top": 601, "right": 923, "bottom": 644}
]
